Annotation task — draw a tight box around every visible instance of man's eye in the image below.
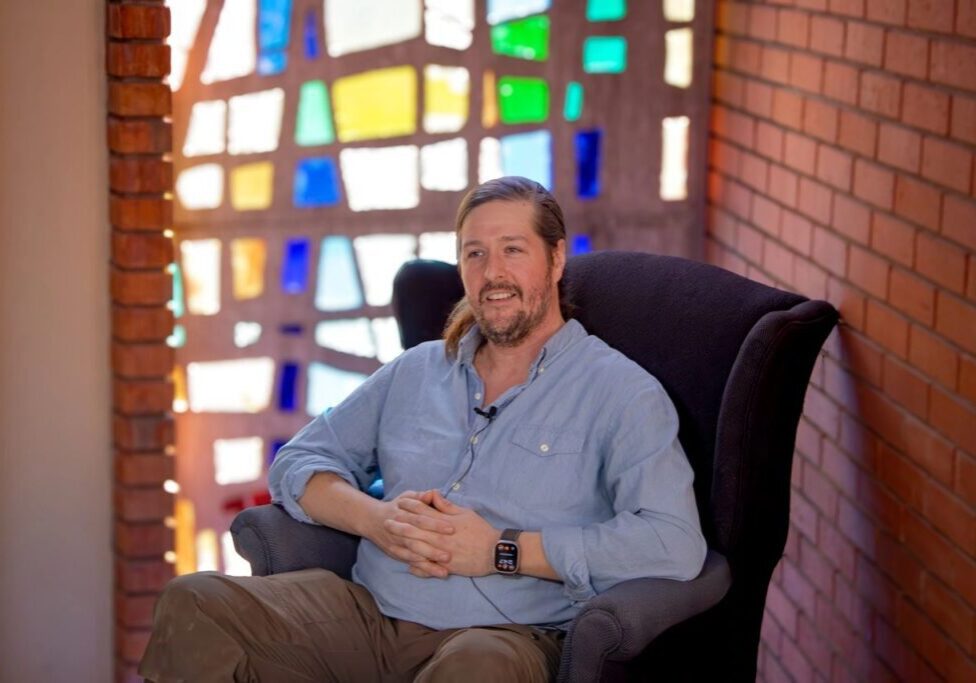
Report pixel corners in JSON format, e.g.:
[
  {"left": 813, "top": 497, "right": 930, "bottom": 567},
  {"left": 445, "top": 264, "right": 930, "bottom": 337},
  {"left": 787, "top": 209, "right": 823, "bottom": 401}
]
[{"left": 465, "top": 250, "right": 483, "bottom": 259}]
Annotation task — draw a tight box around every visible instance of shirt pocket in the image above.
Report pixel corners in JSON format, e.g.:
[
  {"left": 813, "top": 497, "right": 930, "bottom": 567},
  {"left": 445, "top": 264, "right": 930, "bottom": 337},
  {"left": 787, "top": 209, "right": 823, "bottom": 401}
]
[{"left": 499, "top": 424, "right": 588, "bottom": 510}]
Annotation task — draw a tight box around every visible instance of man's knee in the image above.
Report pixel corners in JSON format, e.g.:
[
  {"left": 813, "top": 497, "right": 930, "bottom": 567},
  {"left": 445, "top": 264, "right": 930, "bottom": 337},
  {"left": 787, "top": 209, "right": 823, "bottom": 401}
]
[
  {"left": 153, "top": 572, "right": 235, "bottom": 628},
  {"left": 417, "top": 628, "right": 556, "bottom": 682}
]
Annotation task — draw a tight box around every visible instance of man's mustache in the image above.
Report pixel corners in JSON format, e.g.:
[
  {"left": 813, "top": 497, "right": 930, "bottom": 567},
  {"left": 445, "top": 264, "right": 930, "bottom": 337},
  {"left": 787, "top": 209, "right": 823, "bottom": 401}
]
[{"left": 479, "top": 283, "right": 522, "bottom": 302}]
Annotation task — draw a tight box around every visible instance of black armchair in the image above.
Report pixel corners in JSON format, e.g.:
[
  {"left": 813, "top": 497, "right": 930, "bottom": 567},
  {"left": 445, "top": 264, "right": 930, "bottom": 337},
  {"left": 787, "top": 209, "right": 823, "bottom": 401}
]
[{"left": 232, "top": 251, "right": 838, "bottom": 681}]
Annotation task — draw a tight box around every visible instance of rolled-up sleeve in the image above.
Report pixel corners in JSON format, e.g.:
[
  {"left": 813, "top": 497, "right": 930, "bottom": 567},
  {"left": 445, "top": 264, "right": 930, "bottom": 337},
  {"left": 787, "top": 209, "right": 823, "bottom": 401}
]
[{"left": 540, "top": 380, "right": 707, "bottom": 599}]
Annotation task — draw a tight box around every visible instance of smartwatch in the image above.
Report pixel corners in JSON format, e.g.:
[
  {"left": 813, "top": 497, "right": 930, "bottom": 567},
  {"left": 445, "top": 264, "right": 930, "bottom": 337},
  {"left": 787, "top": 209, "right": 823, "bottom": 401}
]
[{"left": 494, "top": 528, "right": 522, "bottom": 575}]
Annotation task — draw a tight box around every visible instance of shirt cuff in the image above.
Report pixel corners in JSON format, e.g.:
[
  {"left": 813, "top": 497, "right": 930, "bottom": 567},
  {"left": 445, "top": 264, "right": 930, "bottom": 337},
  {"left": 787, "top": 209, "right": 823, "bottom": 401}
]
[
  {"left": 540, "top": 525, "right": 597, "bottom": 603},
  {"left": 277, "top": 464, "right": 360, "bottom": 525}
]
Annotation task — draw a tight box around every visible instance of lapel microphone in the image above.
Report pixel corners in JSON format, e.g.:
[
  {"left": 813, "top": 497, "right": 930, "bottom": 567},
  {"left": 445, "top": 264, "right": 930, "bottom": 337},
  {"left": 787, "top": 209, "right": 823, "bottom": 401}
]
[{"left": 473, "top": 406, "right": 498, "bottom": 421}]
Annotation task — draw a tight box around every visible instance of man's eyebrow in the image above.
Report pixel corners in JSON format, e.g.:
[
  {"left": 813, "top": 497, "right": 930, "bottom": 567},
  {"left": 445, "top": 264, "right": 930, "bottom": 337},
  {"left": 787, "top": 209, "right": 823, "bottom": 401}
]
[{"left": 460, "top": 235, "right": 529, "bottom": 249}]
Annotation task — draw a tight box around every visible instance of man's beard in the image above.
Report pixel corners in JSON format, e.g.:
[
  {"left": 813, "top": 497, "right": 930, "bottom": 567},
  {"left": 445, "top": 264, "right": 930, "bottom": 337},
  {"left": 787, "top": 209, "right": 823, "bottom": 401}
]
[{"left": 471, "top": 268, "right": 554, "bottom": 348}]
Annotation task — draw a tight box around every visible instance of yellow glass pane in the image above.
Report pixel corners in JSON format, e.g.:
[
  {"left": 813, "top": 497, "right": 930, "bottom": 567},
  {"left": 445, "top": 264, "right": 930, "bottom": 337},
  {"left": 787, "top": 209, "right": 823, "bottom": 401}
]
[
  {"left": 230, "top": 161, "right": 274, "bottom": 210},
  {"left": 423, "top": 65, "right": 469, "bottom": 134},
  {"left": 174, "top": 497, "right": 197, "bottom": 576},
  {"left": 172, "top": 365, "right": 188, "bottom": 413},
  {"left": 482, "top": 69, "right": 498, "bottom": 129},
  {"left": 230, "top": 238, "right": 266, "bottom": 300},
  {"left": 333, "top": 66, "right": 417, "bottom": 142}
]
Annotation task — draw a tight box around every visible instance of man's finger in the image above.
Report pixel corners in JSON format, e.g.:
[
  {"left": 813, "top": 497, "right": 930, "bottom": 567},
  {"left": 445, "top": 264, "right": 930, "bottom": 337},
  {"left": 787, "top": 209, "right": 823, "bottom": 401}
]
[
  {"left": 393, "top": 509, "right": 455, "bottom": 534},
  {"left": 430, "top": 490, "right": 460, "bottom": 513},
  {"left": 409, "top": 561, "right": 448, "bottom": 579}
]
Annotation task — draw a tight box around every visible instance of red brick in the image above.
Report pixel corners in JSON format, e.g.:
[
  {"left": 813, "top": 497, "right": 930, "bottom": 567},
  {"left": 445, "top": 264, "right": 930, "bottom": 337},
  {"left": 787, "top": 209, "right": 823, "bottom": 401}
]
[
  {"left": 829, "top": 0, "right": 865, "bottom": 16},
  {"left": 889, "top": 268, "right": 936, "bottom": 324},
  {"left": 809, "top": 15, "right": 844, "bottom": 55},
  {"left": 798, "top": 177, "right": 834, "bottom": 225},
  {"left": 860, "top": 71, "right": 901, "bottom": 119},
  {"left": 902, "top": 511, "right": 976, "bottom": 606},
  {"left": 790, "top": 52, "right": 824, "bottom": 93},
  {"left": 877, "top": 123, "right": 922, "bottom": 173},
  {"left": 894, "top": 175, "right": 942, "bottom": 230},
  {"left": 108, "top": 118, "right": 173, "bottom": 154},
  {"left": 108, "top": 82, "right": 172, "bottom": 118},
  {"left": 710, "top": 139, "right": 740, "bottom": 176},
  {"left": 957, "top": 452, "right": 976, "bottom": 505},
  {"left": 816, "top": 145, "right": 853, "bottom": 191},
  {"left": 870, "top": 212, "right": 916, "bottom": 266},
  {"left": 116, "top": 453, "right": 176, "bottom": 486},
  {"left": 882, "top": 354, "right": 930, "bottom": 418},
  {"left": 823, "top": 60, "right": 860, "bottom": 105},
  {"left": 769, "top": 164, "right": 799, "bottom": 207},
  {"left": 784, "top": 131, "right": 818, "bottom": 175},
  {"left": 819, "top": 522, "right": 857, "bottom": 579},
  {"left": 936, "top": 291, "right": 976, "bottom": 354},
  {"left": 803, "top": 99, "right": 839, "bottom": 143},
  {"left": 796, "top": 0, "right": 828, "bottom": 8},
  {"left": 112, "top": 307, "right": 174, "bottom": 342},
  {"left": 111, "top": 268, "right": 172, "bottom": 306},
  {"left": 112, "top": 233, "right": 174, "bottom": 270},
  {"left": 903, "top": 411, "right": 956, "bottom": 483},
  {"left": 960, "top": 354, "right": 976, "bottom": 404},
  {"left": 831, "top": 194, "right": 870, "bottom": 244},
  {"left": 114, "top": 415, "right": 175, "bottom": 452},
  {"left": 775, "top": 9, "right": 808, "bottom": 49},
  {"left": 772, "top": 89, "right": 804, "bottom": 129},
  {"left": 732, "top": 38, "right": 763, "bottom": 74},
  {"left": 110, "top": 197, "right": 172, "bottom": 231},
  {"left": 931, "top": 40, "right": 976, "bottom": 92},
  {"left": 907, "top": 0, "right": 955, "bottom": 32},
  {"left": 107, "top": 4, "right": 171, "bottom": 39},
  {"left": 114, "top": 379, "right": 174, "bottom": 415},
  {"left": 867, "top": 0, "right": 907, "bottom": 24},
  {"left": 853, "top": 159, "right": 895, "bottom": 210},
  {"left": 112, "top": 343, "right": 174, "bottom": 379},
  {"left": 902, "top": 83, "right": 950, "bottom": 135},
  {"left": 766, "top": 581, "right": 799, "bottom": 636},
  {"left": 961, "top": 0, "right": 976, "bottom": 38},
  {"left": 896, "top": 599, "right": 947, "bottom": 678},
  {"left": 749, "top": 4, "right": 779, "bottom": 41},
  {"left": 709, "top": 206, "right": 738, "bottom": 246},
  {"left": 722, "top": 107, "right": 756, "bottom": 147},
  {"left": 848, "top": 244, "right": 891, "bottom": 298},
  {"left": 118, "top": 627, "right": 152, "bottom": 664},
  {"left": 922, "top": 479, "right": 976, "bottom": 551},
  {"left": 951, "top": 94, "right": 976, "bottom": 145},
  {"left": 764, "top": 239, "right": 795, "bottom": 284},
  {"left": 883, "top": 30, "right": 929, "bottom": 79},
  {"left": 109, "top": 158, "right": 173, "bottom": 194},
  {"left": 740, "top": 152, "right": 769, "bottom": 192},
  {"left": 796, "top": 258, "right": 828, "bottom": 301},
  {"left": 783, "top": 559, "right": 819, "bottom": 616},
  {"left": 715, "top": 1, "right": 743, "bottom": 34},
  {"left": 813, "top": 226, "right": 848, "bottom": 276},
  {"left": 929, "top": 384, "right": 976, "bottom": 453},
  {"left": 921, "top": 137, "right": 973, "bottom": 194},
  {"left": 713, "top": 69, "right": 743, "bottom": 106},
  {"left": 838, "top": 110, "right": 878, "bottom": 157},
  {"left": 115, "top": 558, "right": 174, "bottom": 593},
  {"left": 107, "top": 42, "right": 170, "bottom": 78},
  {"left": 921, "top": 575, "right": 975, "bottom": 657},
  {"left": 116, "top": 486, "right": 173, "bottom": 523},
  {"left": 752, "top": 195, "right": 782, "bottom": 236},
  {"left": 755, "top": 121, "right": 785, "bottom": 162},
  {"left": 761, "top": 45, "right": 792, "bottom": 84},
  {"left": 724, "top": 177, "right": 754, "bottom": 220},
  {"left": 737, "top": 222, "right": 765, "bottom": 262},
  {"left": 916, "top": 232, "right": 967, "bottom": 293},
  {"left": 865, "top": 299, "right": 910, "bottom": 356},
  {"left": 844, "top": 21, "right": 884, "bottom": 66},
  {"left": 782, "top": 210, "right": 814, "bottom": 254},
  {"left": 744, "top": 80, "right": 774, "bottom": 117},
  {"left": 116, "top": 592, "right": 158, "bottom": 629},
  {"left": 115, "top": 521, "right": 173, "bottom": 558}
]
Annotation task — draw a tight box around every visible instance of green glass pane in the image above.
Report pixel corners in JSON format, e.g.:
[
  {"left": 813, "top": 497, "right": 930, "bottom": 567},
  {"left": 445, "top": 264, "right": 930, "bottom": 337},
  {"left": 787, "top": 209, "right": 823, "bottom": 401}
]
[
  {"left": 583, "top": 36, "right": 628, "bottom": 73},
  {"left": 168, "top": 262, "right": 185, "bottom": 318},
  {"left": 497, "top": 76, "right": 549, "bottom": 124},
  {"left": 166, "top": 324, "right": 187, "bottom": 349},
  {"left": 295, "top": 80, "right": 335, "bottom": 146},
  {"left": 490, "top": 15, "right": 550, "bottom": 61},
  {"left": 586, "top": 0, "right": 626, "bottom": 21},
  {"left": 564, "top": 81, "right": 583, "bottom": 121}
]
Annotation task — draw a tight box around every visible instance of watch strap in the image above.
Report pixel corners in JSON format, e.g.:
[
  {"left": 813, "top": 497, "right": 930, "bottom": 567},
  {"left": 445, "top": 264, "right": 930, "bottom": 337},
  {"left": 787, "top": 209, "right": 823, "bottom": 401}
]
[{"left": 501, "top": 528, "right": 522, "bottom": 542}]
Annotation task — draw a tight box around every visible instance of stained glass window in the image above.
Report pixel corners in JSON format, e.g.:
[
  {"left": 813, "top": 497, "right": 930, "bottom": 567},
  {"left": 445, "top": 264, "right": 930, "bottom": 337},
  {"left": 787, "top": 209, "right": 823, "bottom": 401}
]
[
  {"left": 487, "top": 0, "right": 551, "bottom": 25},
  {"left": 340, "top": 146, "right": 420, "bottom": 211},
  {"left": 491, "top": 15, "right": 550, "bottom": 61},
  {"left": 583, "top": 36, "right": 628, "bottom": 73},
  {"left": 498, "top": 76, "right": 550, "bottom": 124},
  {"left": 306, "top": 363, "right": 368, "bottom": 416},
  {"left": 187, "top": 358, "right": 275, "bottom": 412},
  {"left": 176, "top": 164, "right": 223, "bottom": 209},
  {"left": 230, "top": 162, "right": 274, "bottom": 210},
  {"left": 334, "top": 67, "right": 417, "bottom": 142},
  {"left": 501, "top": 130, "right": 552, "bottom": 189},
  {"left": 180, "top": 239, "right": 221, "bottom": 315},
  {"left": 425, "top": 0, "right": 475, "bottom": 50},
  {"left": 586, "top": 0, "right": 626, "bottom": 22},
  {"left": 575, "top": 129, "right": 602, "bottom": 199},
  {"left": 315, "top": 237, "right": 364, "bottom": 311},
  {"left": 213, "top": 437, "right": 264, "bottom": 485},
  {"left": 295, "top": 81, "right": 335, "bottom": 146},
  {"left": 315, "top": 318, "right": 377, "bottom": 358},
  {"left": 281, "top": 238, "right": 310, "bottom": 294},
  {"left": 230, "top": 238, "right": 266, "bottom": 299},
  {"left": 421, "top": 138, "right": 469, "bottom": 191},
  {"left": 183, "top": 100, "right": 226, "bottom": 157},
  {"left": 294, "top": 158, "right": 341, "bottom": 208},
  {"left": 665, "top": 28, "right": 693, "bottom": 88},
  {"left": 564, "top": 82, "right": 584, "bottom": 122},
  {"left": 201, "top": 0, "right": 256, "bottom": 84},
  {"left": 424, "top": 66, "right": 470, "bottom": 134},
  {"left": 324, "top": 0, "right": 422, "bottom": 57}
]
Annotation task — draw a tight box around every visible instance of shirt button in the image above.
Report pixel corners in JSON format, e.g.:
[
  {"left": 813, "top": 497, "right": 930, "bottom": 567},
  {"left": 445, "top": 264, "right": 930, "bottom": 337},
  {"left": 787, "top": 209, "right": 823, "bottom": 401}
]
[
  {"left": 451, "top": 482, "right": 461, "bottom": 491},
  {"left": 540, "top": 443, "right": 550, "bottom": 453},
  {"left": 471, "top": 435, "right": 478, "bottom": 444},
  {"left": 538, "top": 366, "right": 545, "bottom": 374},
  {"left": 474, "top": 392, "right": 482, "bottom": 400}
]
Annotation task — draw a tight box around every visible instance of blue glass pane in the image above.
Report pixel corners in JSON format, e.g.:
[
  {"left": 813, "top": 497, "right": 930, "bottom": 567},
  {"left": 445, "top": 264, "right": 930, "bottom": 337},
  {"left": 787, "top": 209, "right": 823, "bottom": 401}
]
[
  {"left": 278, "top": 361, "right": 299, "bottom": 411},
  {"left": 306, "top": 363, "right": 368, "bottom": 416},
  {"left": 304, "top": 8, "right": 320, "bottom": 59},
  {"left": 294, "top": 157, "right": 341, "bottom": 208},
  {"left": 268, "top": 439, "right": 287, "bottom": 467},
  {"left": 572, "top": 234, "right": 593, "bottom": 255},
  {"left": 315, "top": 236, "right": 364, "bottom": 311},
  {"left": 257, "top": 51, "right": 287, "bottom": 75},
  {"left": 281, "top": 238, "right": 310, "bottom": 294},
  {"left": 259, "top": 0, "right": 292, "bottom": 51},
  {"left": 575, "top": 129, "right": 602, "bottom": 199},
  {"left": 500, "top": 130, "right": 552, "bottom": 190},
  {"left": 279, "top": 323, "right": 304, "bottom": 335}
]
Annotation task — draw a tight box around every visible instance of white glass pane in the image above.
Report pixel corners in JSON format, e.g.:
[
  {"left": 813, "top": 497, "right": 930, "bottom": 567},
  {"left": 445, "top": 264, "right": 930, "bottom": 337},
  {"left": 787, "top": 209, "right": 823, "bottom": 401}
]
[
  {"left": 314, "top": 318, "right": 377, "bottom": 358},
  {"left": 425, "top": 0, "right": 474, "bottom": 50},
  {"left": 234, "top": 321, "right": 262, "bottom": 348},
  {"left": 201, "top": 0, "right": 256, "bottom": 84},
  {"left": 324, "top": 0, "right": 422, "bottom": 57},
  {"left": 664, "top": 0, "right": 695, "bottom": 22},
  {"left": 166, "top": 0, "right": 206, "bottom": 91},
  {"left": 340, "top": 145, "right": 420, "bottom": 212},
  {"left": 307, "top": 363, "right": 369, "bottom": 415},
  {"left": 424, "top": 65, "right": 470, "bottom": 134},
  {"left": 353, "top": 234, "right": 418, "bottom": 306},
  {"left": 195, "top": 528, "right": 219, "bottom": 572},
  {"left": 315, "top": 237, "right": 364, "bottom": 311},
  {"left": 180, "top": 239, "right": 221, "bottom": 315},
  {"left": 371, "top": 317, "right": 404, "bottom": 363},
  {"left": 487, "top": 0, "right": 551, "bottom": 25},
  {"left": 501, "top": 130, "right": 552, "bottom": 190},
  {"left": 419, "top": 232, "right": 458, "bottom": 264},
  {"left": 421, "top": 138, "right": 468, "bottom": 191},
  {"left": 183, "top": 100, "right": 226, "bottom": 157},
  {"left": 478, "top": 137, "right": 503, "bottom": 184},
  {"left": 228, "top": 88, "right": 285, "bottom": 155},
  {"left": 187, "top": 357, "right": 276, "bottom": 413},
  {"left": 221, "top": 530, "right": 253, "bottom": 576},
  {"left": 661, "top": 116, "right": 690, "bottom": 201},
  {"left": 664, "top": 28, "right": 693, "bottom": 88},
  {"left": 176, "top": 164, "right": 224, "bottom": 210},
  {"left": 213, "top": 436, "right": 263, "bottom": 485}
]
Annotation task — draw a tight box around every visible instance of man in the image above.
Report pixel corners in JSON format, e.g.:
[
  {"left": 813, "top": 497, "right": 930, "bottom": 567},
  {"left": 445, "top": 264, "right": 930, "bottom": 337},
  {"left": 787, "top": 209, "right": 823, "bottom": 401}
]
[{"left": 140, "top": 176, "right": 706, "bottom": 682}]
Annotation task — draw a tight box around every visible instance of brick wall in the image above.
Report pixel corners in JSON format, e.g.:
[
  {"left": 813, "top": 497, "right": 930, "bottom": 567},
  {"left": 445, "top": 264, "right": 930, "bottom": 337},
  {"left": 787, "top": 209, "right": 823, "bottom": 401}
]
[
  {"left": 107, "top": 2, "right": 175, "bottom": 681},
  {"left": 708, "top": 0, "right": 976, "bottom": 680}
]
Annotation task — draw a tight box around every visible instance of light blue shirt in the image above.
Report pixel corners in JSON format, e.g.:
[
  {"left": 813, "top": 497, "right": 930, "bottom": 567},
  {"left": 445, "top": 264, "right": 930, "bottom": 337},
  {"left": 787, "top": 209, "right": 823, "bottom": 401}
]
[{"left": 269, "top": 319, "right": 706, "bottom": 630}]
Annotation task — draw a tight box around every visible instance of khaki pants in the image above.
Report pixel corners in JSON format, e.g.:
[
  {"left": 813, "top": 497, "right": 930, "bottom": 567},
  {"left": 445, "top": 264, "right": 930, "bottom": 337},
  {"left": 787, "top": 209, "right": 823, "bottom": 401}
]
[{"left": 139, "top": 569, "right": 564, "bottom": 682}]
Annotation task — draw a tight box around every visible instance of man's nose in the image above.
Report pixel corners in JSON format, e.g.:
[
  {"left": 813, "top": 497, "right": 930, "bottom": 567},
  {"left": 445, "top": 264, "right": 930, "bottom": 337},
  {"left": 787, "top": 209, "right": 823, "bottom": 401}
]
[{"left": 483, "top": 250, "right": 506, "bottom": 281}]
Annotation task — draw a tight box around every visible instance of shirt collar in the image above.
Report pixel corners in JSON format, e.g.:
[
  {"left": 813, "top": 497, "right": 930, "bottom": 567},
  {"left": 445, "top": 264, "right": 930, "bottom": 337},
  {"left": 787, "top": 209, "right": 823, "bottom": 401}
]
[{"left": 456, "top": 318, "right": 587, "bottom": 372}]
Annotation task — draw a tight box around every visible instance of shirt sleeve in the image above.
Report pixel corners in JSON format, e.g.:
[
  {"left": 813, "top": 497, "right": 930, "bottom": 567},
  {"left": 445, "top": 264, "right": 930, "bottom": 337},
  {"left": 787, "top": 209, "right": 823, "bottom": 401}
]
[
  {"left": 541, "top": 378, "right": 707, "bottom": 601},
  {"left": 268, "top": 357, "right": 400, "bottom": 525}
]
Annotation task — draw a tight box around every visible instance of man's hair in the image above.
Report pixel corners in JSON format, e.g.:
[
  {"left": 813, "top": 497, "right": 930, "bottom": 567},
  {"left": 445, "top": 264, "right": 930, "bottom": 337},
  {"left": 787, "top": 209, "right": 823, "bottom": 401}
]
[{"left": 443, "top": 176, "right": 571, "bottom": 357}]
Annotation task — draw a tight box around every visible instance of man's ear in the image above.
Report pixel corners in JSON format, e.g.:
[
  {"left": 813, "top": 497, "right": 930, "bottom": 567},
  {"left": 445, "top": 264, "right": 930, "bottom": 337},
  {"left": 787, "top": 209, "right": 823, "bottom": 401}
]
[{"left": 552, "top": 239, "right": 567, "bottom": 282}]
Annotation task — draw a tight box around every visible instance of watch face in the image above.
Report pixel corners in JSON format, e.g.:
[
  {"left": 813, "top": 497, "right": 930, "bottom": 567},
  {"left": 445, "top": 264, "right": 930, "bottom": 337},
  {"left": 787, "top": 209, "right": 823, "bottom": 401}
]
[{"left": 494, "top": 541, "right": 519, "bottom": 573}]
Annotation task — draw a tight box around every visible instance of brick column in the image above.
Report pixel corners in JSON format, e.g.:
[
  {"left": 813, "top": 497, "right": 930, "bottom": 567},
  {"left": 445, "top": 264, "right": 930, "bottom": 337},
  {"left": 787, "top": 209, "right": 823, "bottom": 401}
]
[{"left": 106, "top": 2, "right": 175, "bottom": 681}]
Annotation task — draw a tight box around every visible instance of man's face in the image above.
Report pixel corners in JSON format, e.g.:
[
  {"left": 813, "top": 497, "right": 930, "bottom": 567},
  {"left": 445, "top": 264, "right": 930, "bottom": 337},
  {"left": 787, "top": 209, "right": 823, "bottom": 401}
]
[{"left": 458, "top": 200, "right": 565, "bottom": 347}]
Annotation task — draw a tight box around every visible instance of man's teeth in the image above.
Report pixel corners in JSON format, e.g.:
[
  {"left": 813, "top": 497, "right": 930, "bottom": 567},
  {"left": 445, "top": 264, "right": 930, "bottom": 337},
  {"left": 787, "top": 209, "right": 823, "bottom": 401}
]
[{"left": 486, "top": 292, "right": 516, "bottom": 300}]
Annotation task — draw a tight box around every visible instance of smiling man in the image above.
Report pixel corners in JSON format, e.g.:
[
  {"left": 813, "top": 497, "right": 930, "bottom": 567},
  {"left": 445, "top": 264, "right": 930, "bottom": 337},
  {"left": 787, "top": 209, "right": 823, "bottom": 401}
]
[{"left": 140, "top": 176, "right": 706, "bottom": 683}]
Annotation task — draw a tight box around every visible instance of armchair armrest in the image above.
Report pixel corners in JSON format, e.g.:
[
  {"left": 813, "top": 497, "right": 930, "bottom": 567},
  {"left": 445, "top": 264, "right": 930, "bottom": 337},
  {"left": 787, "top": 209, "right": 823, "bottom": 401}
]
[
  {"left": 557, "top": 550, "right": 731, "bottom": 683},
  {"left": 230, "top": 504, "right": 360, "bottom": 579}
]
